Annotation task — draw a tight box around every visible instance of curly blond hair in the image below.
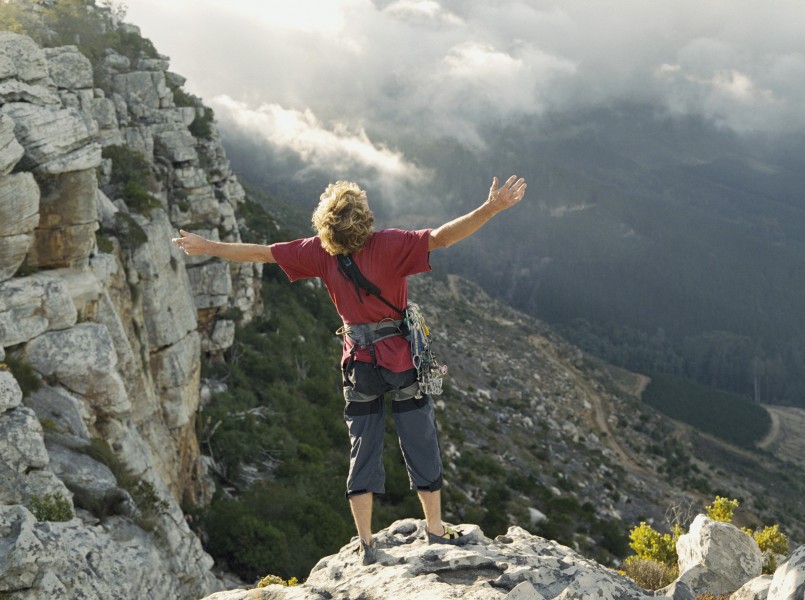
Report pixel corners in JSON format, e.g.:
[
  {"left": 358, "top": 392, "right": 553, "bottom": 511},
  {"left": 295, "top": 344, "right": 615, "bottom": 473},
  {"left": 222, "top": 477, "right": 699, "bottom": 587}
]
[{"left": 311, "top": 181, "right": 375, "bottom": 255}]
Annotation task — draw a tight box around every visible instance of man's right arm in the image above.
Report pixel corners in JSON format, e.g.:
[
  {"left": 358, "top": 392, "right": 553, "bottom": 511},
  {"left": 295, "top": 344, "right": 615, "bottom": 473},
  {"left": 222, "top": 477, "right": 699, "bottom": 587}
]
[
  {"left": 171, "top": 230, "right": 276, "bottom": 263},
  {"left": 429, "top": 175, "right": 526, "bottom": 251}
]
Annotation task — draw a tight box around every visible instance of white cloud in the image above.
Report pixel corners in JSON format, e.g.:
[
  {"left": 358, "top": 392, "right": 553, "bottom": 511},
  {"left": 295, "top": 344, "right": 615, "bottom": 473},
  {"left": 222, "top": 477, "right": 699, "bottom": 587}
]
[
  {"left": 210, "top": 95, "right": 428, "bottom": 183},
  {"left": 384, "top": 0, "right": 463, "bottom": 26},
  {"left": 124, "top": 0, "right": 805, "bottom": 138}
]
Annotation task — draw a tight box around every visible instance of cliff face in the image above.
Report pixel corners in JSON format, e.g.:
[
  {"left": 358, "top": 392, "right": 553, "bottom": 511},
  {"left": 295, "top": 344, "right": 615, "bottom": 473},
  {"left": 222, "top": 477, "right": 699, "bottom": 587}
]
[{"left": 0, "top": 15, "right": 260, "bottom": 598}]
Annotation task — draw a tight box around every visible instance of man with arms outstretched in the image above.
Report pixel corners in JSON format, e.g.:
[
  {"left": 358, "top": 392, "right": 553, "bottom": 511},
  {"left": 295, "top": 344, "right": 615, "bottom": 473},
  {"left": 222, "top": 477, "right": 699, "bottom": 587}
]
[{"left": 173, "top": 175, "right": 526, "bottom": 564}]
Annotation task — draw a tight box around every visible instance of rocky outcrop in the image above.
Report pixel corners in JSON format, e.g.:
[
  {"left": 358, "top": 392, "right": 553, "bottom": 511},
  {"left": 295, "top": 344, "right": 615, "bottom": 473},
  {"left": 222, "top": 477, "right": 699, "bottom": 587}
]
[
  {"left": 0, "top": 13, "right": 260, "bottom": 599},
  {"left": 200, "top": 517, "right": 805, "bottom": 600},
  {"left": 203, "top": 520, "right": 661, "bottom": 600}
]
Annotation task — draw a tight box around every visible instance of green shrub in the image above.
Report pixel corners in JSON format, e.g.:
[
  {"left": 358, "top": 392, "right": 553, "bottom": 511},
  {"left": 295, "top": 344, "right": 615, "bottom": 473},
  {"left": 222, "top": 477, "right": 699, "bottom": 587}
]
[
  {"left": 621, "top": 556, "right": 678, "bottom": 591},
  {"left": 706, "top": 496, "right": 739, "bottom": 523},
  {"left": 95, "top": 233, "right": 115, "bottom": 254},
  {"left": 189, "top": 108, "right": 215, "bottom": 140},
  {"left": 258, "top": 575, "right": 298, "bottom": 588},
  {"left": 119, "top": 180, "right": 161, "bottom": 216},
  {"left": 743, "top": 524, "right": 789, "bottom": 573},
  {"left": 102, "top": 145, "right": 152, "bottom": 187},
  {"left": 30, "top": 493, "right": 74, "bottom": 522},
  {"left": 628, "top": 521, "right": 681, "bottom": 565}
]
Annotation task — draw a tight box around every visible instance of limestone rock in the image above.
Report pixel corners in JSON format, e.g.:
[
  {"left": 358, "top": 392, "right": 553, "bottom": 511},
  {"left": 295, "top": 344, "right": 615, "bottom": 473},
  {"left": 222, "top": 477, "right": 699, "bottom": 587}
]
[
  {"left": 27, "top": 169, "right": 99, "bottom": 268},
  {"left": 130, "top": 211, "right": 197, "bottom": 348},
  {"left": 767, "top": 544, "right": 805, "bottom": 600},
  {"left": 676, "top": 515, "right": 762, "bottom": 596},
  {"left": 112, "top": 70, "right": 171, "bottom": 113},
  {"left": 0, "top": 273, "right": 78, "bottom": 347},
  {"left": 731, "top": 574, "right": 772, "bottom": 600},
  {"left": 0, "top": 506, "right": 222, "bottom": 599},
  {"left": 154, "top": 129, "right": 198, "bottom": 163},
  {"left": 187, "top": 260, "right": 232, "bottom": 308},
  {"left": 44, "top": 46, "right": 94, "bottom": 90},
  {"left": 150, "top": 331, "right": 201, "bottom": 429},
  {"left": 1, "top": 102, "right": 101, "bottom": 174},
  {"left": 0, "top": 233, "right": 33, "bottom": 282},
  {"left": 0, "top": 172, "right": 40, "bottom": 236},
  {"left": 0, "top": 463, "right": 72, "bottom": 508},
  {"left": 0, "top": 32, "right": 48, "bottom": 82},
  {"left": 24, "top": 385, "right": 91, "bottom": 439},
  {"left": 0, "top": 113, "right": 25, "bottom": 176},
  {"left": 201, "top": 318, "right": 235, "bottom": 353},
  {"left": 0, "top": 505, "right": 44, "bottom": 590},
  {"left": 0, "top": 171, "right": 40, "bottom": 282},
  {"left": 0, "top": 79, "right": 62, "bottom": 105},
  {"left": 201, "top": 520, "right": 657, "bottom": 600},
  {"left": 0, "top": 405, "right": 49, "bottom": 473},
  {"left": 0, "top": 368, "right": 23, "bottom": 414},
  {"left": 45, "top": 440, "right": 135, "bottom": 519},
  {"left": 23, "top": 323, "right": 131, "bottom": 417}
]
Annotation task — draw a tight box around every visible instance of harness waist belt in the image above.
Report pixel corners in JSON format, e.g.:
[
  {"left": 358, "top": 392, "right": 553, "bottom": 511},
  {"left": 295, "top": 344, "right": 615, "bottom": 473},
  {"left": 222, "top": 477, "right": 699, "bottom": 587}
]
[{"left": 337, "top": 319, "right": 407, "bottom": 347}]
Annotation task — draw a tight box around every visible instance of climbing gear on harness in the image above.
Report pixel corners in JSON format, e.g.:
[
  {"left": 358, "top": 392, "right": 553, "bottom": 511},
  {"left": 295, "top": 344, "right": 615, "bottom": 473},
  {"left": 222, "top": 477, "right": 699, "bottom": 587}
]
[
  {"left": 336, "top": 253, "right": 446, "bottom": 398},
  {"left": 406, "top": 301, "right": 448, "bottom": 397}
]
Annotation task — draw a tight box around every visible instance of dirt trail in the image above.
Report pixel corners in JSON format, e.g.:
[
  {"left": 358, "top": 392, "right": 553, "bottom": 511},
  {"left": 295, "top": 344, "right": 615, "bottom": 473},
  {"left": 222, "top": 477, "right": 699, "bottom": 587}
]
[
  {"left": 756, "top": 406, "right": 805, "bottom": 470},
  {"left": 757, "top": 407, "right": 781, "bottom": 450}
]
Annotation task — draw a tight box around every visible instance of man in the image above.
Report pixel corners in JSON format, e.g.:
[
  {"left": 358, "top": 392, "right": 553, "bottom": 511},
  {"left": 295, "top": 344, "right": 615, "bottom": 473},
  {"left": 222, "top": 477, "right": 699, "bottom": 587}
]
[{"left": 172, "top": 175, "right": 526, "bottom": 564}]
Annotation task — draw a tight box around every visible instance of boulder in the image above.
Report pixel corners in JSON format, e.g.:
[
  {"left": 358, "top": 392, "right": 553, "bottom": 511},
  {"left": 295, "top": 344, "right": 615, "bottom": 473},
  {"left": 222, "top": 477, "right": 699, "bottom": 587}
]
[
  {"left": 676, "top": 515, "right": 762, "bottom": 596},
  {"left": 731, "top": 574, "right": 773, "bottom": 600},
  {"left": 44, "top": 46, "right": 94, "bottom": 90},
  {"left": 768, "top": 544, "right": 805, "bottom": 600},
  {"left": 0, "top": 273, "right": 78, "bottom": 347},
  {"left": 1, "top": 102, "right": 101, "bottom": 174},
  {"left": 0, "top": 32, "right": 49, "bottom": 82},
  {"left": 23, "top": 323, "right": 131, "bottom": 417}
]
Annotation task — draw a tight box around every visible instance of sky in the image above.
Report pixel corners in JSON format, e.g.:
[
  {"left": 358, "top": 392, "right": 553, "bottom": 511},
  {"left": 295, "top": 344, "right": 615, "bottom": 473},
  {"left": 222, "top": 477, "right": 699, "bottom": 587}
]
[{"left": 122, "top": 0, "right": 805, "bottom": 188}]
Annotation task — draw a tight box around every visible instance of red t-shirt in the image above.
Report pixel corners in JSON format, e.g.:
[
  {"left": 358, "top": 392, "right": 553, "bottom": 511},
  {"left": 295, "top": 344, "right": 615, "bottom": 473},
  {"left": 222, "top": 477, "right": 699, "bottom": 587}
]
[{"left": 270, "top": 228, "right": 432, "bottom": 372}]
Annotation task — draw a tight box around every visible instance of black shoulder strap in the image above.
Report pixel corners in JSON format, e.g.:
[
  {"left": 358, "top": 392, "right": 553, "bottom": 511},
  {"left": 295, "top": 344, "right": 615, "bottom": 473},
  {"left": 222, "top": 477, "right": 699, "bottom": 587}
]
[{"left": 337, "top": 254, "right": 406, "bottom": 316}]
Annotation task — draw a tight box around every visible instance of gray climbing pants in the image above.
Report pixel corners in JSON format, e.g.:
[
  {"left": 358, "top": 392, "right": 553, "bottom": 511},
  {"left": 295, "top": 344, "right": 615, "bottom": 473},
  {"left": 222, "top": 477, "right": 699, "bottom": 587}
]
[{"left": 342, "top": 362, "right": 443, "bottom": 498}]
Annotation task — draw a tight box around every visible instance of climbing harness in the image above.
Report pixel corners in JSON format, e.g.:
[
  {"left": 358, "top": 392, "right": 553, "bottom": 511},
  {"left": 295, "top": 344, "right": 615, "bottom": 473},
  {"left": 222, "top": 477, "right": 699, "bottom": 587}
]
[{"left": 336, "top": 253, "right": 447, "bottom": 398}]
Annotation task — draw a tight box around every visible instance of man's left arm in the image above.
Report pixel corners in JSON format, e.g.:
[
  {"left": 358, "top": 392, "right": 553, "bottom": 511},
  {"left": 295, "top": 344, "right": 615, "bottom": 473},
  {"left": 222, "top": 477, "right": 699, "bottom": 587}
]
[{"left": 171, "top": 230, "right": 276, "bottom": 263}]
